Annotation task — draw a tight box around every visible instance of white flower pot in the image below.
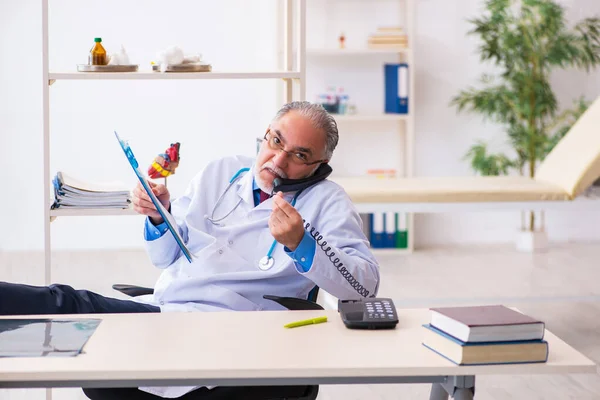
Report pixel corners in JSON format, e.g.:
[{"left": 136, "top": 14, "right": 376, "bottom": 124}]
[{"left": 515, "top": 229, "right": 548, "bottom": 252}]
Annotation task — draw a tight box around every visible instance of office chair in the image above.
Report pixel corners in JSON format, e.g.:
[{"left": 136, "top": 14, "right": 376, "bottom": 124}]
[
  {"left": 111, "top": 283, "right": 323, "bottom": 311},
  {"left": 82, "top": 284, "right": 321, "bottom": 400}
]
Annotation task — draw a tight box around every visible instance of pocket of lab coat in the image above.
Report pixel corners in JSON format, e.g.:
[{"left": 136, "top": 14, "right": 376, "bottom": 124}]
[{"left": 182, "top": 242, "right": 255, "bottom": 278}]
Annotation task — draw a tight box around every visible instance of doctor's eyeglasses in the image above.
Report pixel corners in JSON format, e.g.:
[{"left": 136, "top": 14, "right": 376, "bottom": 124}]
[{"left": 263, "top": 130, "right": 327, "bottom": 166}]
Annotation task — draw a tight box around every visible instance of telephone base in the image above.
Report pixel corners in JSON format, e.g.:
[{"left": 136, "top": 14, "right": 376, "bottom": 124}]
[{"left": 338, "top": 298, "right": 399, "bottom": 330}]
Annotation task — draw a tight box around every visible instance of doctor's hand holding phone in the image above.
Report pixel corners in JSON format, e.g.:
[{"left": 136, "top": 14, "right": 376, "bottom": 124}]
[
  {"left": 132, "top": 181, "right": 171, "bottom": 225},
  {"left": 269, "top": 191, "right": 306, "bottom": 251}
]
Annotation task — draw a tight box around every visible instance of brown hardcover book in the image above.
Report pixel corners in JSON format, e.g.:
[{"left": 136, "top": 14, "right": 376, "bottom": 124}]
[
  {"left": 429, "top": 305, "right": 545, "bottom": 343},
  {"left": 422, "top": 324, "right": 548, "bottom": 365}
]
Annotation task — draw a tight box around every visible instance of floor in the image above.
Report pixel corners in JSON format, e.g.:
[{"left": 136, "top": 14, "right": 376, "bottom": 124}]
[{"left": 1, "top": 243, "right": 600, "bottom": 399}]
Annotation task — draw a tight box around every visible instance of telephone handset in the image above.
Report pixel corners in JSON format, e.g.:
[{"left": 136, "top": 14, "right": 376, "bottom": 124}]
[
  {"left": 338, "top": 298, "right": 399, "bottom": 330},
  {"left": 272, "top": 163, "right": 332, "bottom": 193}
]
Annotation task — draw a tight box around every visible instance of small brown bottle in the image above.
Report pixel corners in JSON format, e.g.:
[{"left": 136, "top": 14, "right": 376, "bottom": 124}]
[{"left": 90, "top": 37, "right": 107, "bottom": 65}]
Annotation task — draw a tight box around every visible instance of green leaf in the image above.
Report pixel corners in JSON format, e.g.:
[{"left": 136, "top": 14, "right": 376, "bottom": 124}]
[{"left": 463, "top": 141, "right": 516, "bottom": 176}]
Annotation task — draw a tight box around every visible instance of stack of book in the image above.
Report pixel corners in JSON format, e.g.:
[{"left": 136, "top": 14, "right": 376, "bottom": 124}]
[
  {"left": 51, "top": 171, "right": 131, "bottom": 209},
  {"left": 367, "top": 27, "right": 409, "bottom": 49},
  {"left": 422, "top": 305, "right": 549, "bottom": 365}
]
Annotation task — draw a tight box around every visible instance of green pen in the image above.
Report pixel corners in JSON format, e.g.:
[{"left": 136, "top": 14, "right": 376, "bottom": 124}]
[{"left": 284, "top": 316, "right": 328, "bottom": 329}]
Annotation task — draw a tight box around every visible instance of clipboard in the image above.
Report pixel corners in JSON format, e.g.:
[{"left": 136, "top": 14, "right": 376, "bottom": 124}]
[{"left": 114, "top": 131, "right": 193, "bottom": 263}]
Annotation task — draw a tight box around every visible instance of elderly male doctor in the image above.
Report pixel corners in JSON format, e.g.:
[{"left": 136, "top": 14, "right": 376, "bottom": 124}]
[
  {"left": 135, "top": 101, "right": 380, "bottom": 315},
  {"left": 0, "top": 101, "right": 380, "bottom": 399}
]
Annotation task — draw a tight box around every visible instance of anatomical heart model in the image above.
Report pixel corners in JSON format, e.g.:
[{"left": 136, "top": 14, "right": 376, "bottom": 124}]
[{"left": 148, "top": 142, "right": 181, "bottom": 187}]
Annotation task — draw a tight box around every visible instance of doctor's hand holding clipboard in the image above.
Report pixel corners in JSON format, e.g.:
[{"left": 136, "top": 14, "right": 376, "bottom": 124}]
[{"left": 132, "top": 181, "right": 170, "bottom": 226}]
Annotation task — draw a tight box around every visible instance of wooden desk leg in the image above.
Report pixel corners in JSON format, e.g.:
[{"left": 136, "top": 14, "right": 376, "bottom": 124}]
[{"left": 429, "top": 376, "right": 475, "bottom": 400}]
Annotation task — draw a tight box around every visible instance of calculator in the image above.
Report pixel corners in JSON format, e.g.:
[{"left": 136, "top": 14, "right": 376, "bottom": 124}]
[{"left": 338, "top": 297, "right": 399, "bottom": 329}]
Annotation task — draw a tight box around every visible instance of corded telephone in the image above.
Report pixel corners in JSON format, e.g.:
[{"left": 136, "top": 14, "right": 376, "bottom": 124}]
[
  {"left": 270, "top": 162, "right": 373, "bottom": 300},
  {"left": 272, "top": 163, "right": 332, "bottom": 193},
  {"left": 338, "top": 298, "right": 399, "bottom": 329}
]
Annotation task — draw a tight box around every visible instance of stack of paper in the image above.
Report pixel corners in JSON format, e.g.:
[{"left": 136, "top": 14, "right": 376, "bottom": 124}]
[
  {"left": 367, "top": 27, "right": 409, "bottom": 49},
  {"left": 51, "top": 171, "right": 131, "bottom": 209}
]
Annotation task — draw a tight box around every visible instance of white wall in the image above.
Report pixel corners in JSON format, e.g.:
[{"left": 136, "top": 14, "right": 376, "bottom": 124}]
[
  {"left": 1, "top": 0, "right": 600, "bottom": 252},
  {"left": 0, "top": 0, "right": 280, "bottom": 251}
]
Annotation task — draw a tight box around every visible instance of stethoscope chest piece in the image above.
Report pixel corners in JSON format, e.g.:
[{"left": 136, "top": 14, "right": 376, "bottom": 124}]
[{"left": 258, "top": 256, "right": 274, "bottom": 271}]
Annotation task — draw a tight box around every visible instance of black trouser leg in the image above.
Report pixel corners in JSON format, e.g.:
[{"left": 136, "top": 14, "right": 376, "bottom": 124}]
[{"left": 0, "top": 282, "right": 160, "bottom": 315}]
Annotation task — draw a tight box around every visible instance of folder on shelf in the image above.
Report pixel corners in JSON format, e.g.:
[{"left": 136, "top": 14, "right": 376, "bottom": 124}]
[
  {"left": 395, "top": 212, "right": 408, "bottom": 249},
  {"left": 384, "top": 63, "right": 409, "bottom": 114},
  {"left": 370, "top": 212, "right": 385, "bottom": 248},
  {"left": 360, "top": 213, "right": 371, "bottom": 242},
  {"left": 115, "top": 131, "right": 193, "bottom": 263},
  {"left": 384, "top": 212, "right": 396, "bottom": 248},
  {"left": 51, "top": 172, "right": 131, "bottom": 209}
]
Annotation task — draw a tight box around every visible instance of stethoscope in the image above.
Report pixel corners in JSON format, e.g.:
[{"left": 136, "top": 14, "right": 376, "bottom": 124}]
[{"left": 205, "top": 167, "right": 302, "bottom": 271}]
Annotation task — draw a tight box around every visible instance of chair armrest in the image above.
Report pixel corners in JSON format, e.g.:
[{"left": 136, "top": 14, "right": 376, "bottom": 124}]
[
  {"left": 263, "top": 295, "right": 324, "bottom": 311},
  {"left": 112, "top": 284, "right": 154, "bottom": 297}
]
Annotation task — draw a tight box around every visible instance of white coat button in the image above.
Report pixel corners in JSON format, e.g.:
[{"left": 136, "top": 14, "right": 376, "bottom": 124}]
[
  {"left": 301, "top": 257, "right": 306, "bottom": 262},
  {"left": 219, "top": 249, "right": 223, "bottom": 254},
  {"left": 228, "top": 240, "right": 233, "bottom": 245},
  {"left": 160, "top": 301, "right": 164, "bottom": 305}
]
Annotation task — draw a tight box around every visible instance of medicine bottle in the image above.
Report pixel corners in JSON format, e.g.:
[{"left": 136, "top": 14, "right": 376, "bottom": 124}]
[{"left": 90, "top": 37, "right": 107, "bottom": 65}]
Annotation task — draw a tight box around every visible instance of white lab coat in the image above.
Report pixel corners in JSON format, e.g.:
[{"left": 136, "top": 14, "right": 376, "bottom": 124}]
[{"left": 136, "top": 155, "right": 380, "bottom": 398}]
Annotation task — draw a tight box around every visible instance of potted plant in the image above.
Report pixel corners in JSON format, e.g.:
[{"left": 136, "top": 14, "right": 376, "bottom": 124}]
[{"left": 451, "top": 0, "right": 600, "bottom": 251}]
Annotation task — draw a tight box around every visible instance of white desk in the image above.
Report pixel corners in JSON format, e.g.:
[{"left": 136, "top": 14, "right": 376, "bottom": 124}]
[{"left": 0, "top": 309, "right": 595, "bottom": 399}]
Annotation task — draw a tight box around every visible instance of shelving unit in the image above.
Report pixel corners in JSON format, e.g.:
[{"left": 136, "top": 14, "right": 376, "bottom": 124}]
[
  {"left": 49, "top": 207, "right": 137, "bottom": 218},
  {"left": 306, "top": 47, "right": 410, "bottom": 56},
  {"left": 42, "top": 0, "right": 307, "bottom": 286},
  {"left": 305, "top": 0, "right": 416, "bottom": 253},
  {"left": 334, "top": 114, "right": 409, "bottom": 122},
  {"left": 48, "top": 71, "right": 302, "bottom": 81}
]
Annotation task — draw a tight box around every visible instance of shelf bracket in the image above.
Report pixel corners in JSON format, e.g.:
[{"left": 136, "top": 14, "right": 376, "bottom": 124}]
[
  {"left": 50, "top": 216, "right": 56, "bottom": 223},
  {"left": 48, "top": 79, "right": 56, "bottom": 86}
]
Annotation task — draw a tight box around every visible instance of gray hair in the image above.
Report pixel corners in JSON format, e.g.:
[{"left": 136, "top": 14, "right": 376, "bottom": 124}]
[{"left": 272, "top": 101, "right": 339, "bottom": 160}]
